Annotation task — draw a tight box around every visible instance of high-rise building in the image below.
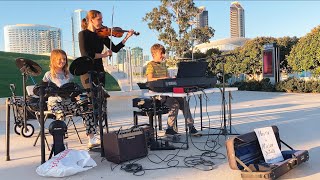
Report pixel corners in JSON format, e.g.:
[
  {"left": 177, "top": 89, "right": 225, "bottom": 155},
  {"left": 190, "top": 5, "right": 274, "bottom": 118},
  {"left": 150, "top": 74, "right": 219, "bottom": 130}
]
[
  {"left": 131, "top": 47, "right": 143, "bottom": 66},
  {"left": 4, "top": 24, "right": 61, "bottom": 55},
  {"left": 196, "top": 6, "right": 208, "bottom": 28},
  {"left": 117, "top": 48, "right": 127, "bottom": 64},
  {"left": 143, "top": 55, "right": 150, "bottom": 63},
  {"left": 230, "top": 1, "right": 245, "bottom": 38},
  {"left": 72, "top": 9, "right": 87, "bottom": 58}
]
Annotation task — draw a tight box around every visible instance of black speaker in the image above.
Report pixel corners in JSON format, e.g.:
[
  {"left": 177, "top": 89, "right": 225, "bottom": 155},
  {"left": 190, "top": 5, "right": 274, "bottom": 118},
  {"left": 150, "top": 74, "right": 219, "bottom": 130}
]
[{"left": 103, "top": 127, "right": 148, "bottom": 164}]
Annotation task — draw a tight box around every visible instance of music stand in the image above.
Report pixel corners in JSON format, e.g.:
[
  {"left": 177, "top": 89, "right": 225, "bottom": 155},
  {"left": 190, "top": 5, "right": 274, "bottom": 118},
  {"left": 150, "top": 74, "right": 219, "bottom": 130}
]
[{"left": 70, "top": 56, "right": 109, "bottom": 157}]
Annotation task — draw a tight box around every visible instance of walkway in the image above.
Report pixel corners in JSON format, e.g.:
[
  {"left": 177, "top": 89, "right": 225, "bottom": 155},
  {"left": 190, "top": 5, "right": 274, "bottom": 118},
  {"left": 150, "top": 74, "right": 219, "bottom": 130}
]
[{"left": 0, "top": 91, "right": 319, "bottom": 179}]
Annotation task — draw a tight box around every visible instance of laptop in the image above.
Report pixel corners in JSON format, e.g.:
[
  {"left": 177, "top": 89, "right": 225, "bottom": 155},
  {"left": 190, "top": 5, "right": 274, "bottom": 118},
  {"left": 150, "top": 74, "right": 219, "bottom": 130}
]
[{"left": 176, "top": 61, "right": 208, "bottom": 78}]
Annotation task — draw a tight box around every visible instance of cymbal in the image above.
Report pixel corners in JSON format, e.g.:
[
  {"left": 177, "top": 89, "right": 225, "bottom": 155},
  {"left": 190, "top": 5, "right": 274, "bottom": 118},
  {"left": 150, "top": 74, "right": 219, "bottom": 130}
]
[
  {"left": 69, "top": 56, "right": 94, "bottom": 76},
  {"left": 15, "top": 58, "right": 42, "bottom": 76}
]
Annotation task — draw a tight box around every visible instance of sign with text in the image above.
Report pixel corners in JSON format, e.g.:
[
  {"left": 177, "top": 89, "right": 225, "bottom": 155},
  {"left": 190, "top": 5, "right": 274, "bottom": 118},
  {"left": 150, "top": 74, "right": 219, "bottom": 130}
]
[{"left": 254, "top": 127, "right": 284, "bottom": 164}]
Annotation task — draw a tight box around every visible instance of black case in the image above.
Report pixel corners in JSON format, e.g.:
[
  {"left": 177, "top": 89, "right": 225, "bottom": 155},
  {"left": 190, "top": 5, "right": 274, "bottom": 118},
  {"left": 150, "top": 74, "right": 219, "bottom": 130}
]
[{"left": 226, "top": 126, "right": 309, "bottom": 180}]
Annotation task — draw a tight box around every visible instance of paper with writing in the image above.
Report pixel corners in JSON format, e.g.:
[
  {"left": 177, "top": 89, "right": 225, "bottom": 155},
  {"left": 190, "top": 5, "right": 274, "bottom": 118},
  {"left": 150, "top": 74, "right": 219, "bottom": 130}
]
[{"left": 254, "top": 127, "right": 284, "bottom": 164}]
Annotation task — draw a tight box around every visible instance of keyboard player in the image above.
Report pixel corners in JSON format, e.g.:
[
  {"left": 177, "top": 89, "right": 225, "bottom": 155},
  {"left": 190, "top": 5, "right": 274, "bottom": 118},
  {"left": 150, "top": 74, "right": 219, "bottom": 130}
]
[{"left": 145, "top": 43, "right": 200, "bottom": 136}]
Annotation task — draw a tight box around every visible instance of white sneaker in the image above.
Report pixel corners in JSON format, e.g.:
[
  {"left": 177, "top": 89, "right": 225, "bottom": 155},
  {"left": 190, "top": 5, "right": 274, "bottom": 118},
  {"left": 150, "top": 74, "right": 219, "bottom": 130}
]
[{"left": 88, "top": 134, "right": 101, "bottom": 148}]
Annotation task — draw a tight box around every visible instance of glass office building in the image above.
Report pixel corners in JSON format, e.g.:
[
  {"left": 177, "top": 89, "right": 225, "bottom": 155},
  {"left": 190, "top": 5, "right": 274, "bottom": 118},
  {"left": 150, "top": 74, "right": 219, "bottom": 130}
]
[{"left": 71, "top": 9, "right": 87, "bottom": 58}]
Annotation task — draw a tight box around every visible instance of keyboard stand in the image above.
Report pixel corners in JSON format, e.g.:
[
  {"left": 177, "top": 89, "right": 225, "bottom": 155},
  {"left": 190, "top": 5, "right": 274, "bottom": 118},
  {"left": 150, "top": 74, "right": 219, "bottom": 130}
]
[{"left": 146, "top": 94, "right": 189, "bottom": 150}]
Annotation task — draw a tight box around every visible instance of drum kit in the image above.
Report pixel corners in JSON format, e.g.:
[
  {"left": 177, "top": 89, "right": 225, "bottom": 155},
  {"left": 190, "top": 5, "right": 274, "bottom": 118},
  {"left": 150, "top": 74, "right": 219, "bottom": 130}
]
[{"left": 6, "top": 55, "right": 110, "bottom": 163}]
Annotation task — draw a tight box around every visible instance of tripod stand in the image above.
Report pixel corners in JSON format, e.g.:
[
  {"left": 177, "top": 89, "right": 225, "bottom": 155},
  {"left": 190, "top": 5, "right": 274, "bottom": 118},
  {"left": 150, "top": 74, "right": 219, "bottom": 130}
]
[
  {"left": 86, "top": 71, "right": 109, "bottom": 157},
  {"left": 207, "top": 54, "right": 238, "bottom": 136}
]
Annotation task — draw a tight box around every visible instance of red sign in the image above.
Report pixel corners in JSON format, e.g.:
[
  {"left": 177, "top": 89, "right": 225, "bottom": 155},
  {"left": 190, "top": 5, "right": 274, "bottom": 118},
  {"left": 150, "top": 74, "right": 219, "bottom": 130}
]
[{"left": 263, "top": 51, "right": 273, "bottom": 76}]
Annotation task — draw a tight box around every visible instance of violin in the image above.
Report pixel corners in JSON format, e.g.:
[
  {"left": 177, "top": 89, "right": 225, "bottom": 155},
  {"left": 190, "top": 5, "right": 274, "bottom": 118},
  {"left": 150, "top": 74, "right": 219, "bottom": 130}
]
[{"left": 95, "top": 26, "right": 140, "bottom": 38}]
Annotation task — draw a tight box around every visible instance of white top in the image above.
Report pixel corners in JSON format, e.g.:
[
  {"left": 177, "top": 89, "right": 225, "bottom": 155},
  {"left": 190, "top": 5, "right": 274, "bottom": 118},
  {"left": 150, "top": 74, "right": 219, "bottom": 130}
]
[
  {"left": 42, "top": 71, "right": 73, "bottom": 87},
  {"left": 144, "top": 87, "right": 238, "bottom": 97}
]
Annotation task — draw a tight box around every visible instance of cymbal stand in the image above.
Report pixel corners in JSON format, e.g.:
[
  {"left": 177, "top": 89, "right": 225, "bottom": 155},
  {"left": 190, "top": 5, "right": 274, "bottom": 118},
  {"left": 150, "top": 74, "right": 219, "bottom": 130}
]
[
  {"left": 39, "top": 85, "right": 46, "bottom": 164},
  {"left": 21, "top": 71, "right": 28, "bottom": 134}
]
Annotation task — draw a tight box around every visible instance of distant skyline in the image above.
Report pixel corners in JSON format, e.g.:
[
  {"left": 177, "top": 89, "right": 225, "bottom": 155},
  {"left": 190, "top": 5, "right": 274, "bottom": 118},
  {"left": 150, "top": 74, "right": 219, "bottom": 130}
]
[{"left": 1, "top": 1, "right": 320, "bottom": 57}]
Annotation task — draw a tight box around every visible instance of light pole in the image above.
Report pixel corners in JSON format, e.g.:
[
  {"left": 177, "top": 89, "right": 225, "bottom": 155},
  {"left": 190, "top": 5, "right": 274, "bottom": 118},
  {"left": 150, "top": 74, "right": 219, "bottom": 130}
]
[{"left": 188, "top": 21, "right": 196, "bottom": 61}]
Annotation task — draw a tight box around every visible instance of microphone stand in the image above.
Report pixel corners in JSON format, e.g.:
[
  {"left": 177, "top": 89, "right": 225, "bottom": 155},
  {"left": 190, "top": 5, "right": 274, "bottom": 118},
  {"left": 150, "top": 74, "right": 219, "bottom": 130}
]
[{"left": 207, "top": 54, "right": 238, "bottom": 136}]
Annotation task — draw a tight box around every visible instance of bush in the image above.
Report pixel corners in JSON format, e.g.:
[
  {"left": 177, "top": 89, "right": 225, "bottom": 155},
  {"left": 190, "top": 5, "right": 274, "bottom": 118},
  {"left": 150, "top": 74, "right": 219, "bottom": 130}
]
[
  {"left": 232, "top": 77, "right": 320, "bottom": 93},
  {"left": 275, "top": 77, "right": 320, "bottom": 93},
  {"left": 232, "top": 78, "right": 275, "bottom": 92}
]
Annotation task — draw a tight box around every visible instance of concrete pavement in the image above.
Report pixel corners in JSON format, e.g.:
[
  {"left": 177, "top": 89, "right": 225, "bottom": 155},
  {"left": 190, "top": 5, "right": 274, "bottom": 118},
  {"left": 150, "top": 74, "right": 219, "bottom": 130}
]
[{"left": 0, "top": 91, "right": 319, "bottom": 179}]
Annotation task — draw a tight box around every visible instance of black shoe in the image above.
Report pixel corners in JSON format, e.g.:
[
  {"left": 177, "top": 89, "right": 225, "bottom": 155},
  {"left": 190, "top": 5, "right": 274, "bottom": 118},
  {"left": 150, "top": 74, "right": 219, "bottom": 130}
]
[
  {"left": 165, "top": 128, "right": 178, "bottom": 135},
  {"left": 189, "top": 126, "right": 201, "bottom": 136}
]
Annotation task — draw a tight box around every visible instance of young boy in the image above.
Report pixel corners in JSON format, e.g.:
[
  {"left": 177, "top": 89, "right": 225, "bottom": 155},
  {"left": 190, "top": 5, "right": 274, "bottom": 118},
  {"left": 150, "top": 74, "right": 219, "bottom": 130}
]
[{"left": 145, "top": 43, "right": 199, "bottom": 136}]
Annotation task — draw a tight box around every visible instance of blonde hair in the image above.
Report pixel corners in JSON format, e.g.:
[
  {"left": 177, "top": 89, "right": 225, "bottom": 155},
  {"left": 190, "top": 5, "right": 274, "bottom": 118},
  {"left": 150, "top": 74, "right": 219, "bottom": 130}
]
[
  {"left": 151, "top": 43, "right": 165, "bottom": 57},
  {"left": 50, "top": 49, "right": 69, "bottom": 78},
  {"left": 81, "top": 10, "right": 102, "bottom": 30}
]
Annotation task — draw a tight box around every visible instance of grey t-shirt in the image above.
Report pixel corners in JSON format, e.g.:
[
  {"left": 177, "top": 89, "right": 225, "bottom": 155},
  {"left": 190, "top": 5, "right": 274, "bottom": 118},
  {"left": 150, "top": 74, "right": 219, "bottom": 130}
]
[{"left": 42, "top": 71, "right": 74, "bottom": 87}]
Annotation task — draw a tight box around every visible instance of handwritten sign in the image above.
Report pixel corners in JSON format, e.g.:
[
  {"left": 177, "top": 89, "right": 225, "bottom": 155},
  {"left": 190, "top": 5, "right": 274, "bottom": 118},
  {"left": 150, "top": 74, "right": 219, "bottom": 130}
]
[{"left": 254, "top": 127, "right": 284, "bottom": 164}]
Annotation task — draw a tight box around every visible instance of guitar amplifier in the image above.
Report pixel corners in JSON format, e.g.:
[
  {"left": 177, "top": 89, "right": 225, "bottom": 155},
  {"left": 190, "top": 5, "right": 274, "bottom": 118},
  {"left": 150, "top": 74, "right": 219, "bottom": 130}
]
[{"left": 103, "top": 127, "right": 148, "bottom": 164}]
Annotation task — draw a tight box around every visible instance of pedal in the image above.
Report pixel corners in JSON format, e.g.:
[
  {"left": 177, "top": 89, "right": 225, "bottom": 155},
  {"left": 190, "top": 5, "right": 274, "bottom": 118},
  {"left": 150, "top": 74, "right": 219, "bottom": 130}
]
[
  {"left": 164, "top": 134, "right": 181, "bottom": 143},
  {"left": 87, "top": 146, "right": 100, "bottom": 152},
  {"left": 191, "top": 132, "right": 202, "bottom": 137}
]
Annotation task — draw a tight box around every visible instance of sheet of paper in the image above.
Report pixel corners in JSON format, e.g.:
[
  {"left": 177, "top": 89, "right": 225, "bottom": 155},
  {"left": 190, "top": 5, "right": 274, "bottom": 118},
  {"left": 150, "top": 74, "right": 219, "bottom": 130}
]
[{"left": 254, "top": 127, "right": 284, "bottom": 164}]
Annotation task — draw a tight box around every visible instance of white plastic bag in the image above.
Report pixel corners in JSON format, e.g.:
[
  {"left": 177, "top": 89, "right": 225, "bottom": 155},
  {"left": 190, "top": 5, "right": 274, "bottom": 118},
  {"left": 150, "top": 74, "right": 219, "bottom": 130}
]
[{"left": 36, "top": 149, "right": 97, "bottom": 177}]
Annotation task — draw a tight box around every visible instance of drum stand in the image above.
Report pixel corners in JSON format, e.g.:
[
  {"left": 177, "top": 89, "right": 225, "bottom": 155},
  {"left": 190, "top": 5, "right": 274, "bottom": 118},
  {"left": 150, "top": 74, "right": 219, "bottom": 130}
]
[{"left": 48, "top": 120, "right": 67, "bottom": 159}]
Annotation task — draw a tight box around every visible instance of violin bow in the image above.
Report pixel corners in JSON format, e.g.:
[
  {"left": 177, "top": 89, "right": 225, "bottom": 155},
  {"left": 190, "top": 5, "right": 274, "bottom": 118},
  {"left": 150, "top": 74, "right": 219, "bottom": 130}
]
[{"left": 109, "top": 6, "right": 114, "bottom": 65}]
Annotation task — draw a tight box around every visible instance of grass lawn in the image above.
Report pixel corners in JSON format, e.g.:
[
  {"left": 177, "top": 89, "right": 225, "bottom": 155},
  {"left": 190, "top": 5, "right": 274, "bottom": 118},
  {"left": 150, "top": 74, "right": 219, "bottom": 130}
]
[{"left": 0, "top": 51, "right": 120, "bottom": 98}]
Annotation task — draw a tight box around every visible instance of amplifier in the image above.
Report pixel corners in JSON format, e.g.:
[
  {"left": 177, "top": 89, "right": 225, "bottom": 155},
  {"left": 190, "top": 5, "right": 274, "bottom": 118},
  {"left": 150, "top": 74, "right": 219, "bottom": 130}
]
[
  {"left": 103, "top": 127, "right": 148, "bottom": 164},
  {"left": 132, "top": 124, "right": 155, "bottom": 146}
]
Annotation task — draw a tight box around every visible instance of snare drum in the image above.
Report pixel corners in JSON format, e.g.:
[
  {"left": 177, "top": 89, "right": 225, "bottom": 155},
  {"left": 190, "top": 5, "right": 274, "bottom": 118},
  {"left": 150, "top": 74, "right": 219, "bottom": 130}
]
[{"left": 33, "top": 82, "right": 59, "bottom": 97}]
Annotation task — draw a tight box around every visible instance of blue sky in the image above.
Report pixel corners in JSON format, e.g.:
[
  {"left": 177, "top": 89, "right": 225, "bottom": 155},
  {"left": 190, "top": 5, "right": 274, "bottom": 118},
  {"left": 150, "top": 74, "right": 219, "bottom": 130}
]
[{"left": 1, "top": 1, "right": 320, "bottom": 57}]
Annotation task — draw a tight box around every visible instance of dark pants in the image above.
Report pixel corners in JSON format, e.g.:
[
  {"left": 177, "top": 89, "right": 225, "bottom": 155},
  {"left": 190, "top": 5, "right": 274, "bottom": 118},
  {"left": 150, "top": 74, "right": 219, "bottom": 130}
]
[
  {"left": 162, "top": 97, "right": 194, "bottom": 128},
  {"left": 80, "top": 72, "right": 105, "bottom": 90}
]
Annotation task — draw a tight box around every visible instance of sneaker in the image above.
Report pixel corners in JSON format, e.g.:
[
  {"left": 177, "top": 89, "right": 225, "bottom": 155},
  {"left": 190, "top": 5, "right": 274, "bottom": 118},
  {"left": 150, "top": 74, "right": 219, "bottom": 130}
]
[
  {"left": 189, "top": 126, "right": 201, "bottom": 136},
  {"left": 165, "top": 128, "right": 178, "bottom": 136},
  {"left": 88, "top": 134, "right": 101, "bottom": 148}
]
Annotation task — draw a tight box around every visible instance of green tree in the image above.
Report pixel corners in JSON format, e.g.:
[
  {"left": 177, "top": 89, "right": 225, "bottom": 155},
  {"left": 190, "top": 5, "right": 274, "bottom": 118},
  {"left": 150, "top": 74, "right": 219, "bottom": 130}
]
[
  {"left": 276, "top": 36, "right": 299, "bottom": 73},
  {"left": 223, "top": 37, "right": 298, "bottom": 79},
  {"left": 240, "top": 37, "right": 278, "bottom": 79},
  {"left": 287, "top": 25, "right": 320, "bottom": 76},
  {"left": 224, "top": 47, "right": 245, "bottom": 77},
  {"left": 143, "top": 0, "right": 215, "bottom": 58}
]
